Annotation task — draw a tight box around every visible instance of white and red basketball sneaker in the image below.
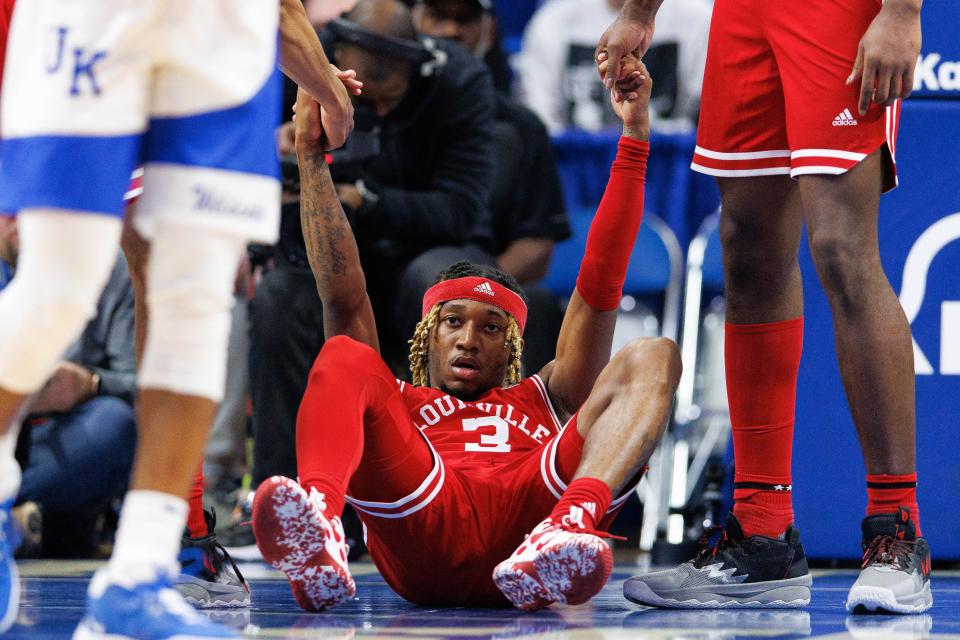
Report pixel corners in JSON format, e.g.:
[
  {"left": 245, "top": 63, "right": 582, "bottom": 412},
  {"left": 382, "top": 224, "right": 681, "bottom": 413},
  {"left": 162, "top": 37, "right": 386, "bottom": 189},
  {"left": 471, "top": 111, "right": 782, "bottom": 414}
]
[
  {"left": 492, "top": 517, "right": 613, "bottom": 611},
  {"left": 252, "top": 476, "right": 355, "bottom": 611}
]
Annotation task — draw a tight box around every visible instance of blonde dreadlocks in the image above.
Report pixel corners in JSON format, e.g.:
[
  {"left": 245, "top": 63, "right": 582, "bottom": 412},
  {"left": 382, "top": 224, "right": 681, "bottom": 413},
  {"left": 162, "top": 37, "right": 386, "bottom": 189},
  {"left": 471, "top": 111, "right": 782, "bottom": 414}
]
[{"left": 408, "top": 303, "right": 524, "bottom": 388}]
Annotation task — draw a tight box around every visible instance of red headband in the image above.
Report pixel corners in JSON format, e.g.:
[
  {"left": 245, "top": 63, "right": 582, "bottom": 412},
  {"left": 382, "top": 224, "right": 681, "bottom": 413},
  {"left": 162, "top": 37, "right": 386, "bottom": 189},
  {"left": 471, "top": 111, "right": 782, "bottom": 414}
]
[{"left": 422, "top": 276, "right": 527, "bottom": 335}]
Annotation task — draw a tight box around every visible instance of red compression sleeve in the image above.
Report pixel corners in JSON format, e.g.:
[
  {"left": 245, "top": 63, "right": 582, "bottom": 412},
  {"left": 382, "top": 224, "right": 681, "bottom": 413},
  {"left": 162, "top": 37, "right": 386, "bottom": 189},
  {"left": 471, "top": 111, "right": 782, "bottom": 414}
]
[{"left": 575, "top": 136, "right": 649, "bottom": 311}]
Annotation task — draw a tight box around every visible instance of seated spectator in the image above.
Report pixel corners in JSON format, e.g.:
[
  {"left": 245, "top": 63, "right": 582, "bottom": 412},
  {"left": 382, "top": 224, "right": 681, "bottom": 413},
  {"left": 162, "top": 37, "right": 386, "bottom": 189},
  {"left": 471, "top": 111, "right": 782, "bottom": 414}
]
[
  {"left": 411, "top": 0, "right": 571, "bottom": 373},
  {"left": 0, "top": 216, "right": 137, "bottom": 557},
  {"left": 247, "top": 0, "right": 496, "bottom": 506},
  {"left": 409, "top": 0, "right": 512, "bottom": 92},
  {"left": 516, "top": 0, "right": 711, "bottom": 133}
]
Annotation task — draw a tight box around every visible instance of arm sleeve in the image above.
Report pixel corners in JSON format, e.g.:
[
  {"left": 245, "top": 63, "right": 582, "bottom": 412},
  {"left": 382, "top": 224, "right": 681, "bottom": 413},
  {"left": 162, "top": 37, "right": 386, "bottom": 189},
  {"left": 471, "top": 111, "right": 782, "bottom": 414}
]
[
  {"left": 575, "top": 137, "right": 649, "bottom": 310},
  {"left": 358, "top": 66, "right": 496, "bottom": 247}
]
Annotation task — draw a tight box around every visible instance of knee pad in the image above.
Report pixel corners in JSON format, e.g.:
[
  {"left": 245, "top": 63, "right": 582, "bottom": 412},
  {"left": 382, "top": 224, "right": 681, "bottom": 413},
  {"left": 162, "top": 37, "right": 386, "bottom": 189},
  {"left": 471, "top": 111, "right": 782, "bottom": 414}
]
[
  {"left": 0, "top": 210, "right": 122, "bottom": 394},
  {"left": 138, "top": 225, "right": 245, "bottom": 402}
]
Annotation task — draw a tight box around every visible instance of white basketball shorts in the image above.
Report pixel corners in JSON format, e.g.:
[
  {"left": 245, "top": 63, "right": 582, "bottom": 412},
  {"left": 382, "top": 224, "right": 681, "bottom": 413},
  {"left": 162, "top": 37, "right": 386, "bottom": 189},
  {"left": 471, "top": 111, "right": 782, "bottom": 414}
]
[{"left": 0, "top": 0, "right": 281, "bottom": 243}]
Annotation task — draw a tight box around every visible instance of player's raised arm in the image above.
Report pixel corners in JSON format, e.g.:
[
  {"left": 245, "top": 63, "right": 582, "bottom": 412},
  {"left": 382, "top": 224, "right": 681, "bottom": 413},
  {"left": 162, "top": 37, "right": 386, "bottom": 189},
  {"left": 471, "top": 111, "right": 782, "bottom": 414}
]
[
  {"left": 540, "top": 58, "right": 652, "bottom": 420},
  {"left": 295, "top": 89, "right": 379, "bottom": 351},
  {"left": 279, "top": 0, "right": 361, "bottom": 149}
]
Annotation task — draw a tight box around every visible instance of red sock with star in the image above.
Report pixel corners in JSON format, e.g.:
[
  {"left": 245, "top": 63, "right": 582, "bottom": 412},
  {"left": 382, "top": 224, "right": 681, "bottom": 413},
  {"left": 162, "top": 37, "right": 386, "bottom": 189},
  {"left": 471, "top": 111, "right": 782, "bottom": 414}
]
[
  {"left": 726, "top": 318, "right": 803, "bottom": 539},
  {"left": 867, "top": 473, "right": 922, "bottom": 535}
]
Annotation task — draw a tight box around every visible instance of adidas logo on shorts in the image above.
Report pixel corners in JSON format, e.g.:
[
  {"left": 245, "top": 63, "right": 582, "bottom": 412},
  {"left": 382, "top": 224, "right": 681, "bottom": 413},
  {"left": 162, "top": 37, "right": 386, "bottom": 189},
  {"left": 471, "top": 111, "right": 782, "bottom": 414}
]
[
  {"left": 832, "top": 108, "right": 858, "bottom": 126},
  {"left": 473, "top": 282, "right": 495, "bottom": 296}
]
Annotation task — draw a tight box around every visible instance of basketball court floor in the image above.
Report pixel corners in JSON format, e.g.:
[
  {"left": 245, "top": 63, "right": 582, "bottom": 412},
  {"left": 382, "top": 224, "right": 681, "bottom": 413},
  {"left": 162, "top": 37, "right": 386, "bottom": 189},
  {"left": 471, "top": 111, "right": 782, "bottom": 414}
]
[{"left": 10, "top": 559, "right": 960, "bottom": 639}]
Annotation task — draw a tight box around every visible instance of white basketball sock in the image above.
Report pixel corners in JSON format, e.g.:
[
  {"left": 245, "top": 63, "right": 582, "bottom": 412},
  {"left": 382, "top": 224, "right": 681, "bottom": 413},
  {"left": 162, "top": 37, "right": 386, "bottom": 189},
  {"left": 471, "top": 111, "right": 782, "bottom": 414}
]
[{"left": 103, "top": 490, "right": 187, "bottom": 590}]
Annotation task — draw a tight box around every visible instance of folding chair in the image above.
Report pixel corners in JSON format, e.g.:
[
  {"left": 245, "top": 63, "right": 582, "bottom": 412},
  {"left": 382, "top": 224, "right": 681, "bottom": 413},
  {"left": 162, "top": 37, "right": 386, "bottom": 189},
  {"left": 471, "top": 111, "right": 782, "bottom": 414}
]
[
  {"left": 640, "top": 210, "right": 733, "bottom": 555},
  {"left": 543, "top": 207, "right": 682, "bottom": 343}
]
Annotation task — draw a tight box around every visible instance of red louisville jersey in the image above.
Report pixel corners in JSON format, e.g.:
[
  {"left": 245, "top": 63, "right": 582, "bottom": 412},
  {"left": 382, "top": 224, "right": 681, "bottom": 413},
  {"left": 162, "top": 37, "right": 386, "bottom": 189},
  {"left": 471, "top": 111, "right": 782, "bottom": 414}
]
[{"left": 398, "top": 375, "right": 566, "bottom": 473}]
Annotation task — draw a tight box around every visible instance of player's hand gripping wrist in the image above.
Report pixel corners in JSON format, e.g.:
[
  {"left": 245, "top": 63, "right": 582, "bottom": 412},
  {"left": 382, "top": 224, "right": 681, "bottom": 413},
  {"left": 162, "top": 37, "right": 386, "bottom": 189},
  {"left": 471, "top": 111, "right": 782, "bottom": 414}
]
[
  {"left": 293, "top": 89, "right": 327, "bottom": 162},
  {"left": 595, "top": 0, "right": 661, "bottom": 93},
  {"left": 598, "top": 53, "right": 652, "bottom": 139}
]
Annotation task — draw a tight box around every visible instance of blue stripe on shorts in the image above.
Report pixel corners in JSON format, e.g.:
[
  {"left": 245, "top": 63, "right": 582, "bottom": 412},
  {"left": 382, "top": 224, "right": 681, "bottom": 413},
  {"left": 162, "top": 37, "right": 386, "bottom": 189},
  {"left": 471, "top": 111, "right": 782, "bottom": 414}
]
[
  {"left": 143, "top": 67, "right": 281, "bottom": 179},
  {"left": 0, "top": 134, "right": 142, "bottom": 216}
]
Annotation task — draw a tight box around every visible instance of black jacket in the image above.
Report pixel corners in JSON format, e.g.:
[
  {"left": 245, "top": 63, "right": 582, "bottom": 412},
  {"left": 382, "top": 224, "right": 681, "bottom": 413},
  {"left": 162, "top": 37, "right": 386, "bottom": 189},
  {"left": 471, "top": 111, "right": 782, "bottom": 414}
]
[{"left": 333, "top": 39, "right": 496, "bottom": 260}]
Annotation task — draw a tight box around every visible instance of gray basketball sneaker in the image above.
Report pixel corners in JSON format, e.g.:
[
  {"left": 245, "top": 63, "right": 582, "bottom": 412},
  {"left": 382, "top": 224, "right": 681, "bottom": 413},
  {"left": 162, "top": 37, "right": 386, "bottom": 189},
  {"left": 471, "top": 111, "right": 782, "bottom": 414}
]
[
  {"left": 623, "top": 513, "right": 812, "bottom": 608},
  {"left": 177, "top": 510, "right": 251, "bottom": 608},
  {"left": 846, "top": 507, "right": 932, "bottom": 614}
]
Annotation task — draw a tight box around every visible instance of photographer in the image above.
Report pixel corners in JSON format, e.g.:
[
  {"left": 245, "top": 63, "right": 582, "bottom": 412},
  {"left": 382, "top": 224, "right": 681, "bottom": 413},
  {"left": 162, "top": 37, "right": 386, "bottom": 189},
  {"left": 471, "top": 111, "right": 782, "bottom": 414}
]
[{"left": 248, "top": 0, "right": 496, "bottom": 493}]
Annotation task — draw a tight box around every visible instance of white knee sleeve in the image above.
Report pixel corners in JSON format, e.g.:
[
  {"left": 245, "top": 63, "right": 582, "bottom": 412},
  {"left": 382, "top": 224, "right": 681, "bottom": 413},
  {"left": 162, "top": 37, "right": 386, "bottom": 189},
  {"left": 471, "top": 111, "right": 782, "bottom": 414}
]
[
  {"left": 0, "top": 210, "right": 122, "bottom": 394},
  {"left": 138, "top": 225, "right": 245, "bottom": 402}
]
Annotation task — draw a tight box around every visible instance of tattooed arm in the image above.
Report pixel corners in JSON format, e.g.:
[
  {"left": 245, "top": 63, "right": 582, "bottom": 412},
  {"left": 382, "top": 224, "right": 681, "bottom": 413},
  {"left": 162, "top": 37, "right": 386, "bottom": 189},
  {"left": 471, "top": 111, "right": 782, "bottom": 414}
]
[{"left": 295, "top": 89, "right": 380, "bottom": 351}]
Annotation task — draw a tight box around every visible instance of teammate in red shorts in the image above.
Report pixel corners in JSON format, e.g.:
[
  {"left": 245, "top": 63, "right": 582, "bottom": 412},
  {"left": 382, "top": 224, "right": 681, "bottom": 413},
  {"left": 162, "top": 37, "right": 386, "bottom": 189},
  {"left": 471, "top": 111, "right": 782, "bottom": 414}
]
[
  {"left": 602, "top": 0, "right": 931, "bottom": 615},
  {"left": 252, "top": 57, "right": 680, "bottom": 611}
]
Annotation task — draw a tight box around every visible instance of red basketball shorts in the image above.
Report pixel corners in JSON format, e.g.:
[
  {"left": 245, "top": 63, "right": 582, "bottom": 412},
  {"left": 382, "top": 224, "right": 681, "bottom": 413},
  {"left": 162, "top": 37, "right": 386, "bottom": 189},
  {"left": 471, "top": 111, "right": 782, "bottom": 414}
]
[
  {"left": 344, "top": 416, "right": 636, "bottom": 607},
  {"left": 692, "top": 0, "right": 900, "bottom": 192}
]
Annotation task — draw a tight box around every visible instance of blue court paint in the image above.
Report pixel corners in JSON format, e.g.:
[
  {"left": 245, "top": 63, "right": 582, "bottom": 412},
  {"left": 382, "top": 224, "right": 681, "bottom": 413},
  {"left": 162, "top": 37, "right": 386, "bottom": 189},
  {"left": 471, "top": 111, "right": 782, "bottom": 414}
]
[{"left": 9, "top": 563, "right": 960, "bottom": 638}]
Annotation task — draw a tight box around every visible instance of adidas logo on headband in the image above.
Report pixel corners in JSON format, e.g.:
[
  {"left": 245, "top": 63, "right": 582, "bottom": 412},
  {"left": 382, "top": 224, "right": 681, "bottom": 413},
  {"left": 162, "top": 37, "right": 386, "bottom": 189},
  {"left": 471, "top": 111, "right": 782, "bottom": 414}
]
[{"left": 473, "top": 282, "right": 495, "bottom": 296}]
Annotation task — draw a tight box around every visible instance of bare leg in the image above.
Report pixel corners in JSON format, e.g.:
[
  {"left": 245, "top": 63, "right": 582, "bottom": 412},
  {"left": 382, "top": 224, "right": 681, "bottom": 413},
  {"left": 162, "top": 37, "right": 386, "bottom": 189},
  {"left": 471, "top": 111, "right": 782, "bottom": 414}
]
[
  {"left": 129, "top": 390, "right": 217, "bottom": 497},
  {"left": 801, "top": 150, "right": 915, "bottom": 474},
  {"left": 0, "top": 390, "right": 26, "bottom": 438},
  {"left": 719, "top": 176, "right": 804, "bottom": 323},
  {"left": 573, "top": 337, "right": 682, "bottom": 492},
  {"left": 494, "top": 338, "right": 681, "bottom": 611},
  {"left": 715, "top": 175, "right": 806, "bottom": 537},
  {"left": 117, "top": 214, "right": 216, "bottom": 499},
  {"left": 104, "top": 224, "right": 241, "bottom": 591}
]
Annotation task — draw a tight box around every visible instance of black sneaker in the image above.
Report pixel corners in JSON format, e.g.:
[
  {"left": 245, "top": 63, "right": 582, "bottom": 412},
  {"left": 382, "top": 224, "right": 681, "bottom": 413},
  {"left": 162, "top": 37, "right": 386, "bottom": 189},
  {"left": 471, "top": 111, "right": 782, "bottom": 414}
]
[
  {"left": 846, "top": 507, "right": 932, "bottom": 614},
  {"left": 177, "top": 509, "right": 251, "bottom": 608},
  {"left": 623, "top": 513, "right": 812, "bottom": 608}
]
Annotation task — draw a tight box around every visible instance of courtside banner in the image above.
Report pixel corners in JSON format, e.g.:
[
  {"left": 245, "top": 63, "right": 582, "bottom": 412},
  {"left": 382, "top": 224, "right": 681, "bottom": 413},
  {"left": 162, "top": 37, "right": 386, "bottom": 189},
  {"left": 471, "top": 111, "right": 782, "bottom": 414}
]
[{"left": 912, "top": 0, "right": 960, "bottom": 99}]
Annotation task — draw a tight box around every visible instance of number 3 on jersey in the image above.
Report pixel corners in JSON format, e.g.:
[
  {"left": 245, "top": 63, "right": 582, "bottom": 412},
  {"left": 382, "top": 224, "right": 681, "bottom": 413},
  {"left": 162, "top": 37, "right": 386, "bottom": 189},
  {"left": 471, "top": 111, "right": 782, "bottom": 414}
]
[{"left": 462, "top": 416, "right": 512, "bottom": 453}]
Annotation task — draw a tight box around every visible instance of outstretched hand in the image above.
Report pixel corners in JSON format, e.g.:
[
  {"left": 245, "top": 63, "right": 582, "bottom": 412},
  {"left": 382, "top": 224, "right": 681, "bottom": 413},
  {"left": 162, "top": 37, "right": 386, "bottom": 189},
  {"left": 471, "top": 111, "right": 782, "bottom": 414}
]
[
  {"left": 596, "top": 15, "right": 654, "bottom": 101},
  {"left": 281, "top": 67, "right": 360, "bottom": 156},
  {"left": 598, "top": 53, "right": 652, "bottom": 139},
  {"left": 293, "top": 88, "right": 326, "bottom": 157},
  {"left": 316, "top": 65, "right": 363, "bottom": 150}
]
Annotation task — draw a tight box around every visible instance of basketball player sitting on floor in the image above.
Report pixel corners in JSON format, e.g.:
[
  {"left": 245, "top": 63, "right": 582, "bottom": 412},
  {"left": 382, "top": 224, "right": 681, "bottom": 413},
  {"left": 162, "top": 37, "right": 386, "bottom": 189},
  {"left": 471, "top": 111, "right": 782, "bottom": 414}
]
[{"left": 253, "top": 56, "right": 679, "bottom": 611}]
